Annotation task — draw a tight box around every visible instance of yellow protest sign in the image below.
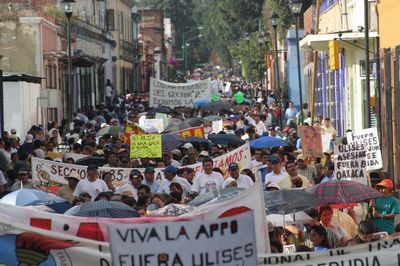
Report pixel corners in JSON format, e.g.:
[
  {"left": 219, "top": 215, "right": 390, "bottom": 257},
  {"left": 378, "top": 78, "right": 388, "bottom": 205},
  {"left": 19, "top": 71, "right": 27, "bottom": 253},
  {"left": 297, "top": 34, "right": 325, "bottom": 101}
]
[{"left": 130, "top": 134, "right": 162, "bottom": 158}]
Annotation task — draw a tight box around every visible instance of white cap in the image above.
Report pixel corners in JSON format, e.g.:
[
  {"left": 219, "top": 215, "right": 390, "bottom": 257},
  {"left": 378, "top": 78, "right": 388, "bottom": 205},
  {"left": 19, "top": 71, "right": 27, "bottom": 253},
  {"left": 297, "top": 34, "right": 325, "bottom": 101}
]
[
  {"left": 25, "top": 134, "right": 33, "bottom": 143},
  {"left": 182, "top": 143, "right": 193, "bottom": 150},
  {"left": 199, "top": 151, "right": 209, "bottom": 157}
]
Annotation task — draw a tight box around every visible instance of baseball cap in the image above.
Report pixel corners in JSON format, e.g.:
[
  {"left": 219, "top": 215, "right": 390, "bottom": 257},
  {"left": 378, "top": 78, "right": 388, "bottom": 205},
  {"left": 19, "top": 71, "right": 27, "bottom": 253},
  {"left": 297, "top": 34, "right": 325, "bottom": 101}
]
[
  {"left": 129, "top": 169, "right": 142, "bottom": 179},
  {"left": 296, "top": 154, "right": 305, "bottom": 161},
  {"left": 283, "top": 127, "right": 290, "bottom": 133},
  {"left": 65, "top": 172, "right": 80, "bottom": 181},
  {"left": 25, "top": 134, "right": 33, "bottom": 144},
  {"left": 162, "top": 165, "right": 177, "bottom": 174},
  {"left": 199, "top": 151, "right": 209, "bottom": 157},
  {"left": 87, "top": 164, "right": 98, "bottom": 171},
  {"left": 182, "top": 143, "right": 193, "bottom": 150},
  {"left": 375, "top": 179, "right": 394, "bottom": 189},
  {"left": 118, "top": 148, "right": 128, "bottom": 154},
  {"left": 228, "top": 162, "right": 239, "bottom": 171},
  {"left": 17, "top": 168, "right": 29, "bottom": 175},
  {"left": 144, "top": 167, "right": 155, "bottom": 174},
  {"left": 171, "top": 149, "right": 182, "bottom": 156}
]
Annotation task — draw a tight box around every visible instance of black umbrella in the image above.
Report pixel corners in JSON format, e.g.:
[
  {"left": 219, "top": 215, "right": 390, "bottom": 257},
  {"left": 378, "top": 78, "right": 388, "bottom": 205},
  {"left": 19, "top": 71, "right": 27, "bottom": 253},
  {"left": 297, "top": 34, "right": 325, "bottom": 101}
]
[
  {"left": 148, "top": 106, "right": 174, "bottom": 114},
  {"left": 208, "top": 133, "right": 245, "bottom": 146},
  {"left": 164, "top": 122, "right": 192, "bottom": 133},
  {"left": 201, "top": 100, "right": 232, "bottom": 114},
  {"left": 186, "top": 117, "right": 205, "bottom": 127},
  {"left": 188, "top": 137, "right": 213, "bottom": 146},
  {"left": 75, "top": 156, "right": 107, "bottom": 166},
  {"left": 264, "top": 189, "right": 327, "bottom": 214},
  {"left": 161, "top": 134, "right": 187, "bottom": 153},
  {"left": 65, "top": 200, "right": 139, "bottom": 218}
]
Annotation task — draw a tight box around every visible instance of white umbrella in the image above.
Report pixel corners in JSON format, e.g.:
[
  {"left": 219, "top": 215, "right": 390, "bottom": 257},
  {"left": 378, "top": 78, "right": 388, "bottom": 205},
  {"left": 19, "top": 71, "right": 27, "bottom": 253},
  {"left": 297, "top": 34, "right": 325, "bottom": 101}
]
[{"left": 267, "top": 211, "right": 312, "bottom": 226}]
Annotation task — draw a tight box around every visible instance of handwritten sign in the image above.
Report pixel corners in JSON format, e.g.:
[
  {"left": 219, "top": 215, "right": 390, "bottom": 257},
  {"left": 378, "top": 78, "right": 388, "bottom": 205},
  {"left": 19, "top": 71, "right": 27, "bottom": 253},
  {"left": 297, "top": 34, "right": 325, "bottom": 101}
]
[
  {"left": 334, "top": 128, "right": 382, "bottom": 184},
  {"left": 149, "top": 78, "right": 211, "bottom": 108},
  {"left": 130, "top": 134, "right": 162, "bottom": 159},
  {"left": 108, "top": 212, "right": 257, "bottom": 266}
]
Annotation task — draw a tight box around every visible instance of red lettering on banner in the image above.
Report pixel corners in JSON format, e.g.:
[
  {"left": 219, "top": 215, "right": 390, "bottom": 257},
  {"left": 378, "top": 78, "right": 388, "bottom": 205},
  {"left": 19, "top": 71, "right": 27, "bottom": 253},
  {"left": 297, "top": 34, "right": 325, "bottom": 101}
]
[
  {"left": 30, "top": 218, "right": 52, "bottom": 230},
  {"left": 176, "top": 126, "right": 205, "bottom": 138},
  {"left": 77, "top": 223, "right": 105, "bottom": 241}
]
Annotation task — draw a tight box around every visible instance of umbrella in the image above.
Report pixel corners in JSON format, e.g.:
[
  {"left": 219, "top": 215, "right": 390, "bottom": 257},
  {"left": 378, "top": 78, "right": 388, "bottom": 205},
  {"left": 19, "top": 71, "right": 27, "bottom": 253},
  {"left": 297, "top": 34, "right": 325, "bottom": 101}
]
[
  {"left": 264, "top": 189, "right": 327, "bottom": 214},
  {"left": 186, "top": 117, "right": 205, "bottom": 127},
  {"left": 0, "top": 189, "right": 71, "bottom": 213},
  {"left": 96, "top": 126, "right": 124, "bottom": 138},
  {"left": 267, "top": 211, "right": 313, "bottom": 226},
  {"left": 201, "top": 100, "right": 232, "bottom": 114},
  {"left": 164, "top": 122, "right": 192, "bottom": 133},
  {"left": 250, "top": 136, "right": 288, "bottom": 149},
  {"left": 203, "top": 115, "right": 223, "bottom": 122},
  {"left": 188, "top": 187, "right": 245, "bottom": 207},
  {"left": 193, "top": 99, "right": 210, "bottom": 109},
  {"left": 148, "top": 204, "right": 194, "bottom": 216},
  {"left": 188, "top": 137, "right": 213, "bottom": 146},
  {"left": 148, "top": 106, "right": 174, "bottom": 114},
  {"left": 161, "top": 134, "right": 187, "bottom": 153},
  {"left": 208, "top": 133, "right": 245, "bottom": 146},
  {"left": 65, "top": 200, "right": 139, "bottom": 218},
  {"left": 75, "top": 156, "right": 107, "bottom": 166},
  {"left": 305, "top": 179, "right": 382, "bottom": 204}
]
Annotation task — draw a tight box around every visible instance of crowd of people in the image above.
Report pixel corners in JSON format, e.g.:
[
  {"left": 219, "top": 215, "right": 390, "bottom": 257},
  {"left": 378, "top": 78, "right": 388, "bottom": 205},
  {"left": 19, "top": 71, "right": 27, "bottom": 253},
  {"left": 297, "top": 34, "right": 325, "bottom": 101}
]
[{"left": 0, "top": 77, "right": 399, "bottom": 254}]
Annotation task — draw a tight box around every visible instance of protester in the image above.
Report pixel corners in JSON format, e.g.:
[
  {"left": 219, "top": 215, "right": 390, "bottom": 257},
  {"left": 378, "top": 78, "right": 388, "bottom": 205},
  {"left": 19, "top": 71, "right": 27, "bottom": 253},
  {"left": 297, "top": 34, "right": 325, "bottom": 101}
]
[
  {"left": 57, "top": 172, "right": 80, "bottom": 203},
  {"left": 371, "top": 179, "right": 400, "bottom": 234},
  {"left": 278, "top": 160, "right": 310, "bottom": 189},
  {"left": 117, "top": 170, "right": 143, "bottom": 200},
  {"left": 158, "top": 165, "right": 191, "bottom": 194},
  {"left": 73, "top": 164, "right": 108, "bottom": 200},
  {"left": 191, "top": 157, "right": 224, "bottom": 195},
  {"left": 10, "top": 168, "right": 34, "bottom": 191},
  {"left": 264, "top": 157, "right": 289, "bottom": 186},
  {"left": 142, "top": 167, "right": 160, "bottom": 193},
  {"left": 223, "top": 162, "right": 254, "bottom": 189},
  {"left": 319, "top": 206, "right": 348, "bottom": 246},
  {"left": 309, "top": 225, "right": 331, "bottom": 252}
]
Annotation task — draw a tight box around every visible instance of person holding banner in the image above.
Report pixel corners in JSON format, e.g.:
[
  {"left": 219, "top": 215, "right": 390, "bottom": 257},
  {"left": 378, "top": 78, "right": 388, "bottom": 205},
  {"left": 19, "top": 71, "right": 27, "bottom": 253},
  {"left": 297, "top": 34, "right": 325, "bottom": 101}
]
[
  {"left": 191, "top": 157, "right": 224, "bottom": 195},
  {"left": 73, "top": 164, "right": 108, "bottom": 201},
  {"left": 371, "top": 179, "right": 400, "bottom": 234}
]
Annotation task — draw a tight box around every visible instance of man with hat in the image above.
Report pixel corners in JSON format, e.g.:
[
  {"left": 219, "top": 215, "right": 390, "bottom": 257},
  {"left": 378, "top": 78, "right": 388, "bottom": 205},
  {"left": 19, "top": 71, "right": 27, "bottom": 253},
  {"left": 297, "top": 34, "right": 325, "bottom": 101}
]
[
  {"left": 142, "top": 167, "right": 160, "bottom": 193},
  {"left": 223, "top": 162, "right": 254, "bottom": 189},
  {"left": 158, "top": 165, "right": 191, "bottom": 194},
  {"left": 296, "top": 154, "right": 316, "bottom": 185},
  {"left": 57, "top": 172, "right": 80, "bottom": 203},
  {"left": 371, "top": 179, "right": 400, "bottom": 234},
  {"left": 117, "top": 169, "right": 143, "bottom": 200},
  {"left": 73, "top": 164, "right": 108, "bottom": 201},
  {"left": 10, "top": 168, "right": 34, "bottom": 191}
]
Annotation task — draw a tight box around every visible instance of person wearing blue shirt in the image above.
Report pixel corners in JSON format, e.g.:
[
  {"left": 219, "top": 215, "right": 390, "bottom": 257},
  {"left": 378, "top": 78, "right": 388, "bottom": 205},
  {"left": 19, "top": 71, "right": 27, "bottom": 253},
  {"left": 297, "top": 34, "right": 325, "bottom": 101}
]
[
  {"left": 320, "top": 162, "right": 335, "bottom": 183},
  {"left": 372, "top": 179, "right": 400, "bottom": 234},
  {"left": 142, "top": 167, "right": 160, "bottom": 193}
]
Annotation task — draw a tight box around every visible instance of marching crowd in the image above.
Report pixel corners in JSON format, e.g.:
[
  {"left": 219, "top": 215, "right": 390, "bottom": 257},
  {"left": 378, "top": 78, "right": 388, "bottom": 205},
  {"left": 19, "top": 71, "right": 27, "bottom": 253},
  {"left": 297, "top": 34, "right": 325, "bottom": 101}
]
[{"left": 0, "top": 78, "right": 399, "bottom": 254}]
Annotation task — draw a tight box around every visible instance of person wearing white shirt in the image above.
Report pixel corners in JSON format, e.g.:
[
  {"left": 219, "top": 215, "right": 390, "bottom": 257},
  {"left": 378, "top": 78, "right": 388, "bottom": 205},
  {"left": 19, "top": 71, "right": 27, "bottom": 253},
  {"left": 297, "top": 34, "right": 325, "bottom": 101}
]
[
  {"left": 253, "top": 115, "right": 267, "bottom": 135},
  {"left": 73, "top": 164, "right": 108, "bottom": 201},
  {"left": 117, "top": 169, "right": 143, "bottom": 200},
  {"left": 251, "top": 150, "right": 263, "bottom": 169},
  {"left": 264, "top": 157, "right": 289, "bottom": 187},
  {"left": 142, "top": 167, "right": 160, "bottom": 193},
  {"left": 191, "top": 157, "right": 224, "bottom": 195},
  {"left": 223, "top": 162, "right": 254, "bottom": 189},
  {"left": 158, "top": 165, "right": 191, "bottom": 194},
  {"left": 278, "top": 160, "right": 311, "bottom": 189}
]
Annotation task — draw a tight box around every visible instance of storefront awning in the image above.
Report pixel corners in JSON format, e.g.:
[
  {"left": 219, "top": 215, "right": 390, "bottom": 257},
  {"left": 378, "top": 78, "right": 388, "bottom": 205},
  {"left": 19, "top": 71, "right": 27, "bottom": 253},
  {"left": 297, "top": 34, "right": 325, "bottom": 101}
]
[{"left": 300, "top": 31, "right": 379, "bottom": 51}]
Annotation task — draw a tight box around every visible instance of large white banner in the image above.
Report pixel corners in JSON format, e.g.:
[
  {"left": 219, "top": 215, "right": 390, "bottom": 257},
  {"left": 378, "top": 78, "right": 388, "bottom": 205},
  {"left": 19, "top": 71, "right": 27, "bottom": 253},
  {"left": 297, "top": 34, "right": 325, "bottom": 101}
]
[
  {"left": 334, "top": 128, "right": 382, "bottom": 184},
  {"left": 32, "top": 143, "right": 252, "bottom": 185},
  {"left": 149, "top": 78, "right": 211, "bottom": 108},
  {"left": 108, "top": 212, "right": 257, "bottom": 266},
  {"left": 259, "top": 233, "right": 400, "bottom": 265}
]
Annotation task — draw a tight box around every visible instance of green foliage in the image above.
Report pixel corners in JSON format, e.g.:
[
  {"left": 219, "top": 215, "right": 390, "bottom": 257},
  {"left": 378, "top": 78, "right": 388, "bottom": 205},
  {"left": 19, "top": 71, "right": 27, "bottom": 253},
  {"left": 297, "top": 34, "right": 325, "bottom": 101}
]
[
  {"left": 44, "top": 4, "right": 67, "bottom": 26},
  {"left": 266, "top": 0, "right": 294, "bottom": 38}
]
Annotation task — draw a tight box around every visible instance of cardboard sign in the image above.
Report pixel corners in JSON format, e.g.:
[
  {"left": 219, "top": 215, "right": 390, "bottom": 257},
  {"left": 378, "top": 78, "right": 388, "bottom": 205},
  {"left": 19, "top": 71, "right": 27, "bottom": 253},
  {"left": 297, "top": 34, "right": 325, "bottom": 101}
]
[
  {"left": 334, "top": 128, "right": 382, "bottom": 184},
  {"left": 299, "top": 125, "right": 323, "bottom": 158},
  {"left": 149, "top": 78, "right": 211, "bottom": 108},
  {"left": 139, "top": 117, "right": 164, "bottom": 134},
  {"left": 108, "top": 212, "right": 257, "bottom": 266},
  {"left": 175, "top": 126, "right": 205, "bottom": 138},
  {"left": 212, "top": 120, "right": 223, "bottom": 134},
  {"left": 130, "top": 134, "right": 162, "bottom": 159}
]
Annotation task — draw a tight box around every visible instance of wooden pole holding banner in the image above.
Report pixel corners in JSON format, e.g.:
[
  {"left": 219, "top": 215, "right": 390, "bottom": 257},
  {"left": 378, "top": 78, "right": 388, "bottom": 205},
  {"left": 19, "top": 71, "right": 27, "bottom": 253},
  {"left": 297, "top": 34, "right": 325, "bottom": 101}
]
[{"left": 311, "top": 0, "right": 321, "bottom": 125}]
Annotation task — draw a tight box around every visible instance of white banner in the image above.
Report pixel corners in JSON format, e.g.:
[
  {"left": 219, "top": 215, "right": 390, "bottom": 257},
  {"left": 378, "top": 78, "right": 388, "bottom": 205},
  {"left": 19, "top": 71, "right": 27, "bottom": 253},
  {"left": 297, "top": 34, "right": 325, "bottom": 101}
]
[
  {"left": 138, "top": 117, "right": 164, "bottom": 133},
  {"left": 334, "top": 128, "right": 382, "bottom": 184},
  {"left": 149, "top": 78, "right": 211, "bottom": 108},
  {"left": 32, "top": 143, "right": 252, "bottom": 185},
  {"left": 259, "top": 233, "right": 400, "bottom": 265},
  {"left": 108, "top": 212, "right": 257, "bottom": 266}
]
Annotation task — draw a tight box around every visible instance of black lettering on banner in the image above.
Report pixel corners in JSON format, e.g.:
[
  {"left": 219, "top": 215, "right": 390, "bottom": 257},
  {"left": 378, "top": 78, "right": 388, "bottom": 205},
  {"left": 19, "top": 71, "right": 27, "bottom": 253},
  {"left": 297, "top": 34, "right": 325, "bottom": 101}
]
[
  {"left": 100, "top": 258, "right": 110, "bottom": 266},
  {"left": 244, "top": 243, "right": 254, "bottom": 257}
]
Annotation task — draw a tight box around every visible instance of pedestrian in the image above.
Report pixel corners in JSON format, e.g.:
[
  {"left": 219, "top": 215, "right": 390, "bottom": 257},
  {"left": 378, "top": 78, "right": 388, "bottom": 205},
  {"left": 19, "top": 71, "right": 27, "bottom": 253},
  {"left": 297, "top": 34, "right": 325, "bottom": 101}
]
[
  {"left": 105, "top": 79, "right": 114, "bottom": 107},
  {"left": 371, "top": 179, "right": 400, "bottom": 234},
  {"left": 191, "top": 157, "right": 224, "bottom": 195},
  {"left": 73, "top": 164, "right": 108, "bottom": 201}
]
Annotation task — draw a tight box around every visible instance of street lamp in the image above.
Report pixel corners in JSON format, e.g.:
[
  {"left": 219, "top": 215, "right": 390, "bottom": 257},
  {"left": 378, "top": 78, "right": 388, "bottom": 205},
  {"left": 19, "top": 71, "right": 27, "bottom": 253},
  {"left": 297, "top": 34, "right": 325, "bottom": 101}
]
[
  {"left": 258, "top": 31, "right": 270, "bottom": 93},
  {"left": 182, "top": 26, "right": 202, "bottom": 76},
  {"left": 270, "top": 12, "right": 283, "bottom": 128},
  {"left": 244, "top": 32, "right": 252, "bottom": 84},
  {"left": 62, "top": 0, "right": 75, "bottom": 122},
  {"left": 184, "top": 34, "right": 202, "bottom": 75},
  {"left": 289, "top": 0, "right": 304, "bottom": 124}
]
